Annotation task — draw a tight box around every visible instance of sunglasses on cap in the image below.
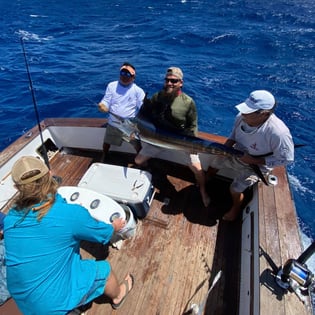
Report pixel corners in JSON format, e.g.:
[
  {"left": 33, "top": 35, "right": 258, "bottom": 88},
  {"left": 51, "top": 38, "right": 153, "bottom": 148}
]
[
  {"left": 164, "top": 78, "right": 181, "bottom": 84},
  {"left": 120, "top": 70, "right": 134, "bottom": 78}
]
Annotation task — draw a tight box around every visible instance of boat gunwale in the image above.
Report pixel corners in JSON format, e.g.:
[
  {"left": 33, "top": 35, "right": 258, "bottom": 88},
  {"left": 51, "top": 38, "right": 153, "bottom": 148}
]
[{"left": 0, "top": 118, "right": 228, "bottom": 168}]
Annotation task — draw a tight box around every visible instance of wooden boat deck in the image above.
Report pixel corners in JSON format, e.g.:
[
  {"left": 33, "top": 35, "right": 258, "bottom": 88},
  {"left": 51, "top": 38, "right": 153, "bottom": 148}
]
[
  {"left": 0, "top": 118, "right": 311, "bottom": 315},
  {"left": 53, "top": 150, "right": 241, "bottom": 315}
]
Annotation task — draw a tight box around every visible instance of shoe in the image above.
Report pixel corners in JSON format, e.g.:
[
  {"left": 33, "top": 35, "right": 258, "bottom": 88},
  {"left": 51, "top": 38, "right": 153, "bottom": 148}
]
[{"left": 111, "top": 274, "right": 134, "bottom": 310}]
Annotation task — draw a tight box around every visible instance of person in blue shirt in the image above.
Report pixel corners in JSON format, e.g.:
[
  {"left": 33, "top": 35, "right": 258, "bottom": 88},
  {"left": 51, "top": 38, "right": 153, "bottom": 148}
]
[{"left": 4, "top": 156, "right": 134, "bottom": 314}]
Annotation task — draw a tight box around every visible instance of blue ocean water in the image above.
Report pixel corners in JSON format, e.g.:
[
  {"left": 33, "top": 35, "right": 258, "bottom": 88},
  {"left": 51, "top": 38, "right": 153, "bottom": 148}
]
[{"left": 0, "top": 0, "right": 314, "bottom": 268}]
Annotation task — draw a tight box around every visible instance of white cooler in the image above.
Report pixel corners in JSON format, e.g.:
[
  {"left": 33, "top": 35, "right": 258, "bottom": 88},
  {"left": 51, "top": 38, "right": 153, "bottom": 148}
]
[
  {"left": 78, "top": 163, "right": 155, "bottom": 218},
  {"left": 58, "top": 186, "right": 137, "bottom": 240}
]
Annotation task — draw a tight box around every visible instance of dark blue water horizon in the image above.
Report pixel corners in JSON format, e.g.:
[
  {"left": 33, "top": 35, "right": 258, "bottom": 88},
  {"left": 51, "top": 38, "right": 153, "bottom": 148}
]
[{"left": 0, "top": 0, "right": 314, "bottom": 245}]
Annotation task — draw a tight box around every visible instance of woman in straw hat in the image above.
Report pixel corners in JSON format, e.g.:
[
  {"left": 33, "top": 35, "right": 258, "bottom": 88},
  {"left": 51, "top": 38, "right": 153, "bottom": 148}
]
[{"left": 4, "top": 156, "right": 134, "bottom": 314}]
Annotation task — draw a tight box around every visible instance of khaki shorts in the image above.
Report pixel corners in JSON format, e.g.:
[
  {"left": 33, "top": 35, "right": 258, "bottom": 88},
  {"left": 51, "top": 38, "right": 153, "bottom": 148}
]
[
  {"left": 104, "top": 124, "right": 124, "bottom": 146},
  {"left": 206, "top": 155, "right": 261, "bottom": 192}
]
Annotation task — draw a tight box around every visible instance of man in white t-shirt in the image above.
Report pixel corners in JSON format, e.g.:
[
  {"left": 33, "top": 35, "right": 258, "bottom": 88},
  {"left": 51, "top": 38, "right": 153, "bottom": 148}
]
[
  {"left": 206, "top": 90, "right": 294, "bottom": 221},
  {"left": 98, "top": 62, "right": 145, "bottom": 161}
]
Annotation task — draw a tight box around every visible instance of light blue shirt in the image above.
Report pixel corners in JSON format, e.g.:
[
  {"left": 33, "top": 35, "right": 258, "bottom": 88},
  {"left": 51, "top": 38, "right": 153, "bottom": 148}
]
[
  {"left": 100, "top": 81, "right": 145, "bottom": 125},
  {"left": 4, "top": 194, "right": 114, "bottom": 314}
]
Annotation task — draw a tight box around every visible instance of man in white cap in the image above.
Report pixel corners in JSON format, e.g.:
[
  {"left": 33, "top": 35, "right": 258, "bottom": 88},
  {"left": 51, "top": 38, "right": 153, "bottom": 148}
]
[
  {"left": 135, "top": 67, "right": 210, "bottom": 207},
  {"left": 205, "top": 90, "right": 294, "bottom": 221},
  {"left": 98, "top": 62, "right": 145, "bottom": 161}
]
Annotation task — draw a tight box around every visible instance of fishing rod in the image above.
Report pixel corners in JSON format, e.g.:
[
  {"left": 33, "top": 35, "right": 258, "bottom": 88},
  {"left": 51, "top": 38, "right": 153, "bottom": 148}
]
[
  {"left": 20, "top": 37, "right": 50, "bottom": 169},
  {"left": 187, "top": 270, "right": 222, "bottom": 314}
]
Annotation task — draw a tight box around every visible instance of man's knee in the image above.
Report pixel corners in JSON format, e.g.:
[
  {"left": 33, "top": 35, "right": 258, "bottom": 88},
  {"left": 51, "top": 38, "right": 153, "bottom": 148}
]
[{"left": 135, "top": 154, "right": 148, "bottom": 165}]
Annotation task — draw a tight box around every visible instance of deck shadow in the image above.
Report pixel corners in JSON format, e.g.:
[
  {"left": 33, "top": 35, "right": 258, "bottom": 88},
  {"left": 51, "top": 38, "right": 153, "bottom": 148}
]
[
  {"left": 201, "top": 180, "right": 253, "bottom": 314},
  {"left": 259, "top": 246, "right": 287, "bottom": 301},
  {"left": 159, "top": 174, "right": 240, "bottom": 226},
  {"left": 80, "top": 241, "right": 110, "bottom": 260},
  {"left": 203, "top": 218, "right": 242, "bottom": 314}
]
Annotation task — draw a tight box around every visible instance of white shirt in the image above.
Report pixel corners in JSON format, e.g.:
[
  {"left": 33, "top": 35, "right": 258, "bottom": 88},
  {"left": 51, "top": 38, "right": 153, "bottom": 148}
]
[
  {"left": 230, "top": 113, "right": 294, "bottom": 169},
  {"left": 100, "top": 81, "right": 145, "bottom": 125}
]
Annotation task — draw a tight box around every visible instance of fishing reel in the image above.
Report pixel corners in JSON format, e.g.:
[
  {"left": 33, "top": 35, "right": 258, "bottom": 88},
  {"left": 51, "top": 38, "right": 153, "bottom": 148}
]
[
  {"left": 277, "top": 259, "right": 314, "bottom": 292},
  {"left": 276, "top": 241, "right": 315, "bottom": 307}
]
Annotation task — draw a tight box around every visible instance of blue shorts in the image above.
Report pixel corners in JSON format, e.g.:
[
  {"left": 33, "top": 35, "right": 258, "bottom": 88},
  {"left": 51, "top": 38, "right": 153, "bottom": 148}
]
[{"left": 78, "top": 260, "right": 111, "bottom": 306}]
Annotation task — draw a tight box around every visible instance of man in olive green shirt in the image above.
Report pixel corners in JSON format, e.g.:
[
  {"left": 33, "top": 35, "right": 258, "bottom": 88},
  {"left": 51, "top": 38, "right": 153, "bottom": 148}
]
[{"left": 135, "top": 67, "right": 209, "bottom": 207}]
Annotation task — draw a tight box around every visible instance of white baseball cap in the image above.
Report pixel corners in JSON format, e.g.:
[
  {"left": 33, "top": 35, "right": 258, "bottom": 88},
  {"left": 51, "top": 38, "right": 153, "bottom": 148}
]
[{"left": 235, "top": 90, "right": 275, "bottom": 114}]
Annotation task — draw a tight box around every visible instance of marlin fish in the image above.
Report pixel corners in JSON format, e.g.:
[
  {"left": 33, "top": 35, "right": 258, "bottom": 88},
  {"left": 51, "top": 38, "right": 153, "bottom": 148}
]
[
  {"left": 113, "top": 114, "right": 244, "bottom": 157},
  {"left": 111, "top": 113, "right": 269, "bottom": 185}
]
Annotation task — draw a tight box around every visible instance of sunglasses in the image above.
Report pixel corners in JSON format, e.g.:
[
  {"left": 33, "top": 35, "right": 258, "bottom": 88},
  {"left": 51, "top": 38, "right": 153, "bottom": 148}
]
[
  {"left": 164, "top": 78, "right": 181, "bottom": 84},
  {"left": 120, "top": 70, "right": 134, "bottom": 78}
]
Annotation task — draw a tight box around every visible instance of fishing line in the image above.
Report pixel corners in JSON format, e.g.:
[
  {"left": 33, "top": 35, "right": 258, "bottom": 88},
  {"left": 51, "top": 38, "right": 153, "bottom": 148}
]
[
  {"left": 186, "top": 270, "right": 222, "bottom": 315},
  {"left": 20, "top": 36, "right": 50, "bottom": 169}
]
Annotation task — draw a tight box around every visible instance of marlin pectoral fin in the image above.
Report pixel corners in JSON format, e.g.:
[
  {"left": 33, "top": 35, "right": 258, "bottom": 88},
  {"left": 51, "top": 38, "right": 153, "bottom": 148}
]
[{"left": 250, "top": 164, "right": 268, "bottom": 186}]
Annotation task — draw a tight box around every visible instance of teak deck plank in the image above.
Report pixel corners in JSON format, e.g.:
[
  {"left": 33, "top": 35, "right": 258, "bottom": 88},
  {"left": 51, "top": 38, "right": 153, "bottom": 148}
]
[
  {"left": 259, "top": 180, "right": 285, "bottom": 315},
  {"left": 50, "top": 153, "right": 93, "bottom": 186},
  {"left": 259, "top": 166, "right": 310, "bottom": 315}
]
